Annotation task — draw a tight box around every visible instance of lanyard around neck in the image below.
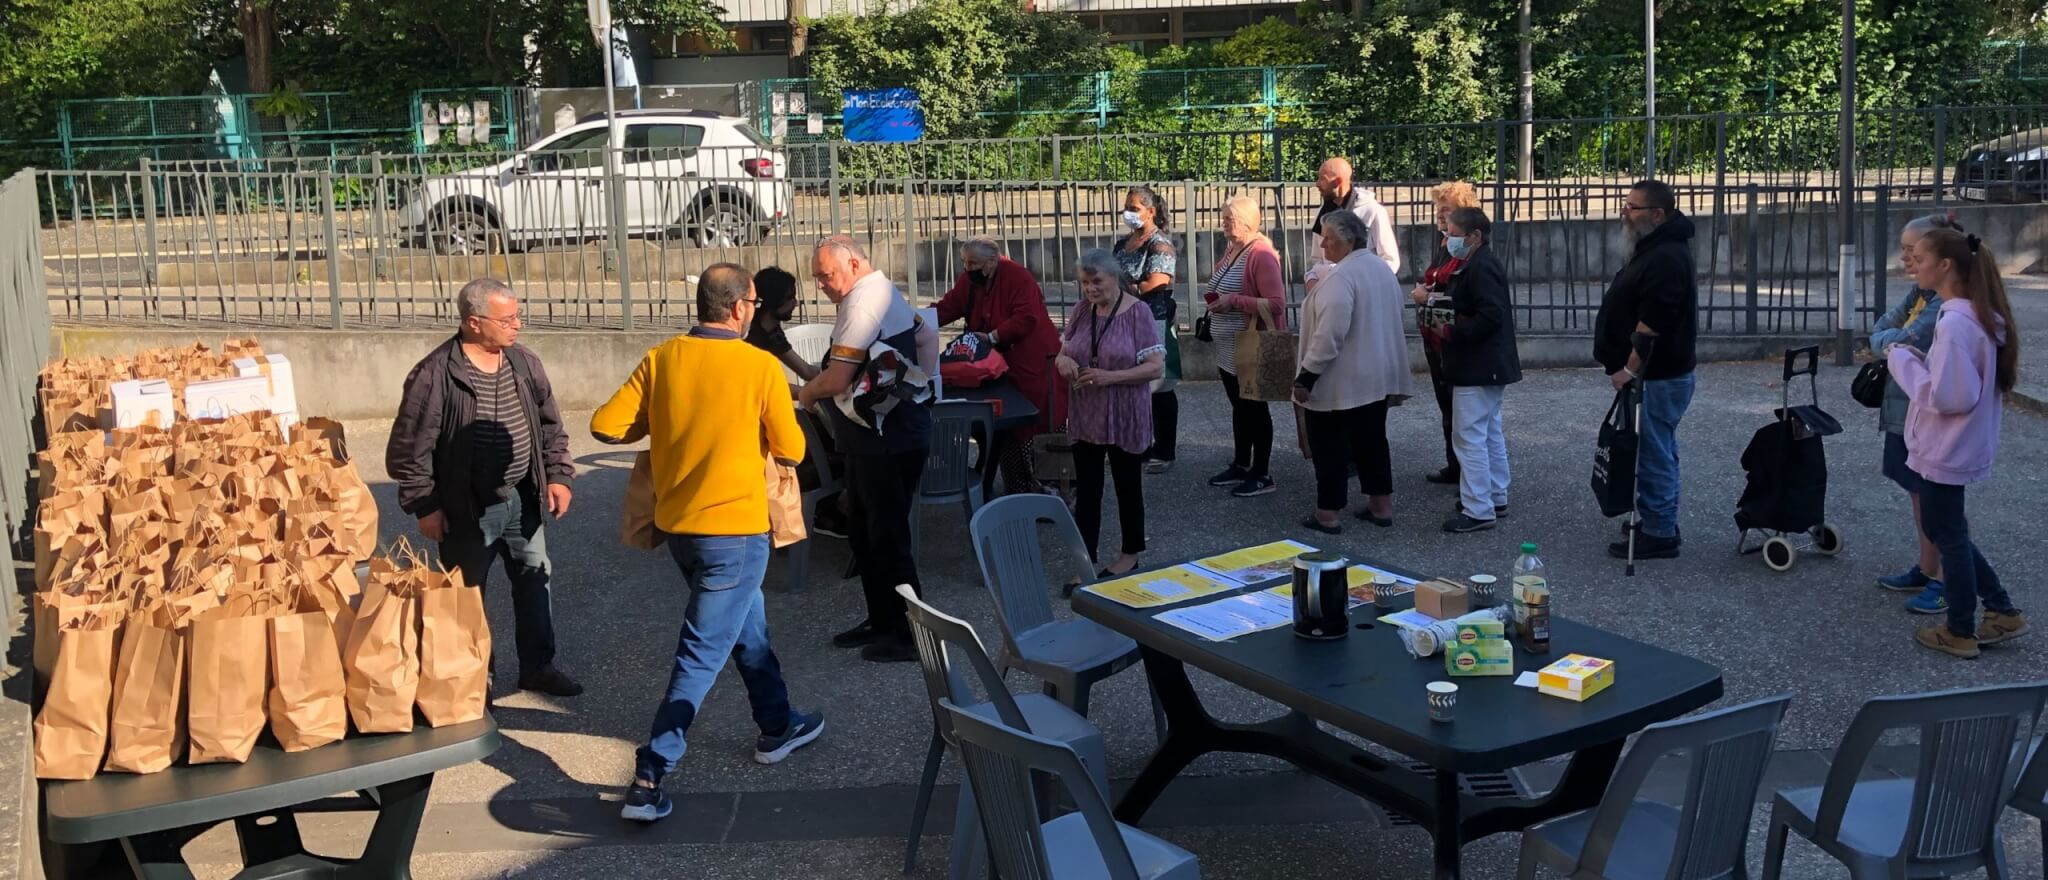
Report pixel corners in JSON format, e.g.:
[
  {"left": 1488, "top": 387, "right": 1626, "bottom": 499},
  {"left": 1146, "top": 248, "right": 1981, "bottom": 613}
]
[{"left": 1088, "top": 291, "right": 1125, "bottom": 364}]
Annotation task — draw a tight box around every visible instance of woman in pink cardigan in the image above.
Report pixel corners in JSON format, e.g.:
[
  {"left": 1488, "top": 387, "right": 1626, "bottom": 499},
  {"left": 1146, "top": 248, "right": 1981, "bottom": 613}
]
[
  {"left": 1202, "top": 195, "right": 1288, "bottom": 498},
  {"left": 1887, "top": 227, "right": 2027, "bottom": 658}
]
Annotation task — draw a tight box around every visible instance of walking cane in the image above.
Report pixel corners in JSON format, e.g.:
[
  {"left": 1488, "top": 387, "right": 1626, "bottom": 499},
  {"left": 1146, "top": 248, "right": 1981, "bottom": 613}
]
[{"left": 1624, "top": 332, "right": 1657, "bottom": 578}]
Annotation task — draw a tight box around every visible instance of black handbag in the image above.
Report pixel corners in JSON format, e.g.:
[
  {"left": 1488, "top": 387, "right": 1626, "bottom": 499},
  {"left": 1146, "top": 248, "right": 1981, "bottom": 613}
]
[
  {"left": 1194, "top": 313, "right": 1213, "bottom": 342},
  {"left": 1850, "top": 360, "right": 1888, "bottom": 409},
  {"left": 1591, "top": 384, "right": 1640, "bottom": 518}
]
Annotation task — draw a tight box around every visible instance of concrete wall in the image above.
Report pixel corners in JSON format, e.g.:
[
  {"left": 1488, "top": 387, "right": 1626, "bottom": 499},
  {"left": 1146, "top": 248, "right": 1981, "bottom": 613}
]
[{"left": 49, "top": 326, "right": 1836, "bottom": 421}]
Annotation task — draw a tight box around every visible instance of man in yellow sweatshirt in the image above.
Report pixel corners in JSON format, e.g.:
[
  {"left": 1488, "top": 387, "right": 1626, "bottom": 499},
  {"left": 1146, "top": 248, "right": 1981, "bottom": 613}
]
[{"left": 591, "top": 262, "right": 823, "bottom": 823}]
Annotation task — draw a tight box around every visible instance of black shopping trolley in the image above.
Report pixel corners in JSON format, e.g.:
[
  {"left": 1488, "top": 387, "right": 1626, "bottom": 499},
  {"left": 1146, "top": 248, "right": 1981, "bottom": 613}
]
[{"left": 1734, "top": 345, "right": 1846, "bottom": 571}]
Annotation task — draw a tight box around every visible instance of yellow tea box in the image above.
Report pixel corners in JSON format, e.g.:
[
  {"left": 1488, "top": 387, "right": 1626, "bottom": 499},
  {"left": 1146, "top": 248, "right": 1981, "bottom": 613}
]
[{"left": 1538, "top": 654, "right": 1615, "bottom": 702}]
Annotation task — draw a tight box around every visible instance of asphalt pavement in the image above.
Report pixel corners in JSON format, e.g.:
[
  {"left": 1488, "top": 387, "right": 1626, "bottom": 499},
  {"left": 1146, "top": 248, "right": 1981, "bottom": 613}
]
[{"left": 173, "top": 356, "right": 2048, "bottom": 879}]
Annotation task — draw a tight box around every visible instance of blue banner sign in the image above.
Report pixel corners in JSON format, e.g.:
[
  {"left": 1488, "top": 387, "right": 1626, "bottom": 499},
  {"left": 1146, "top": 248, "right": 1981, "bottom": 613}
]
[{"left": 842, "top": 88, "right": 925, "bottom": 143}]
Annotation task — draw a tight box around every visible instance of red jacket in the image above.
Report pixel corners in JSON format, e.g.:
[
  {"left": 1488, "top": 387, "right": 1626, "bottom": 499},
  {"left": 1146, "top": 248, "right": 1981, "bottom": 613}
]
[{"left": 936, "top": 257, "right": 1065, "bottom": 435}]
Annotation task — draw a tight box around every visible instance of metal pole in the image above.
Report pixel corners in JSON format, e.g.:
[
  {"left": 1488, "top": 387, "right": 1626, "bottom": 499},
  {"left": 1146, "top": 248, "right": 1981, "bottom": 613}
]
[
  {"left": 599, "top": 12, "right": 633, "bottom": 330},
  {"left": 1644, "top": 0, "right": 1657, "bottom": 179},
  {"left": 139, "top": 158, "right": 160, "bottom": 288},
  {"left": 321, "top": 170, "right": 343, "bottom": 329},
  {"left": 1931, "top": 107, "right": 1948, "bottom": 205},
  {"left": 1518, "top": 0, "right": 1534, "bottom": 180},
  {"left": 902, "top": 181, "right": 917, "bottom": 302},
  {"left": 1835, "top": 0, "right": 1856, "bottom": 365}
]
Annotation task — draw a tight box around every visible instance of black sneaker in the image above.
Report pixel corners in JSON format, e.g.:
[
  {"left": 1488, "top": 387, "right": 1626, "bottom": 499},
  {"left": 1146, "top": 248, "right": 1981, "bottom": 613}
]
[
  {"left": 1425, "top": 466, "right": 1460, "bottom": 485},
  {"left": 1442, "top": 514, "right": 1497, "bottom": 534},
  {"left": 754, "top": 710, "right": 826, "bottom": 765},
  {"left": 518, "top": 667, "right": 584, "bottom": 697},
  {"left": 831, "top": 619, "right": 883, "bottom": 649},
  {"left": 620, "top": 779, "right": 673, "bottom": 823},
  {"left": 1451, "top": 501, "right": 1508, "bottom": 519},
  {"left": 1208, "top": 465, "right": 1250, "bottom": 487},
  {"left": 812, "top": 505, "right": 850, "bottom": 540},
  {"left": 1231, "top": 477, "right": 1276, "bottom": 498},
  {"left": 1144, "top": 458, "right": 1173, "bottom": 475},
  {"left": 1609, "top": 532, "right": 1682, "bottom": 560},
  {"left": 860, "top": 635, "right": 919, "bottom": 663}
]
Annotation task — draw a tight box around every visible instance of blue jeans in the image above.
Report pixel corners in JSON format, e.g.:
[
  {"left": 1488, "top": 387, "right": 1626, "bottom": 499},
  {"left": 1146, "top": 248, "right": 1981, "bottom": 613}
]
[
  {"left": 636, "top": 533, "right": 793, "bottom": 783},
  {"left": 1636, "top": 374, "right": 1696, "bottom": 538},
  {"left": 1919, "top": 480, "right": 2016, "bottom": 638},
  {"left": 437, "top": 483, "right": 556, "bottom": 677}
]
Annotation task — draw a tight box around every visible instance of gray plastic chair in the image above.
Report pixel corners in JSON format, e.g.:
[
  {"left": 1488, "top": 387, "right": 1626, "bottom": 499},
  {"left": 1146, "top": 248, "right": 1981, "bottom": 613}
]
[
  {"left": 911, "top": 401, "right": 995, "bottom": 555},
  {"left": 942, "top": 699, "right": 1200, "bottom": 880},
  {"left": 774, "top": 409, "right": 839, "bottom": 593},
  {"left": 898, "top": 586, "right": 1107, "bottom": 878},
  {"left": 1763, "top": 681, "right": 2048, "bottom": 880},
  {"left": 968, "top": 495, "right": 1161, "bottom": 736},
  {"left": 2010, "top": 735, "right": 2045, "bottom": 879},
  {"left": 1517, "top": 694, "right": 1792, "bottom": 880}
]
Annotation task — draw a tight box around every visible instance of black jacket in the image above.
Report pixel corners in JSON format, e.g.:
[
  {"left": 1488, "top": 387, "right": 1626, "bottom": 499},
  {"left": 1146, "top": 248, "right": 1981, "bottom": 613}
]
[
  {"left": 386, "top": 336, "right": 574, "bottom": 525},
  {"left": 1594, "top": 211, "right": 1699, "bottom": 379},
  {"left": 1440, "top": 245, "right": 1523, "bottom": 387}
]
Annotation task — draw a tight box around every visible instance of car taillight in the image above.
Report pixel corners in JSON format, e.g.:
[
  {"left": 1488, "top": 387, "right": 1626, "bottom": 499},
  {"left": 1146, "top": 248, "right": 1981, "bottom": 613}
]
[{"left": 741, "top": 157, "right": 775, "bottom": 179}]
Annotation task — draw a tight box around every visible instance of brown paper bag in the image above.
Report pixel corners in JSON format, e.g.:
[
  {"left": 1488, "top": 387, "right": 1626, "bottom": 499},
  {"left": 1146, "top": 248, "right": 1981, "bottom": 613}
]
[
  {"left": 342, "top": 572, "right": 420, "bottom": 734},
  {"left": 621, "top": 451, "right": 661, "bottom": 551},
  {"left": 269, "top": 610, "right": 348, "bottom": 751},
  {"left": 187, "top": 611, "right": 272, "bottom": 764},
  {"left": 32, "top": 620, "right": 121, "bottom": 780},
  {"left": 767, "top": 458, "right": 806, "bottom": 549},
  {"left": 1234, "top": 300, "right": 1300, "bottom": 402},
  {"left": 416, "top": 570, "right": 491, "bottom": 727},
  {"left": 104, "top": 615, "right": 187, "bottom": 774}
]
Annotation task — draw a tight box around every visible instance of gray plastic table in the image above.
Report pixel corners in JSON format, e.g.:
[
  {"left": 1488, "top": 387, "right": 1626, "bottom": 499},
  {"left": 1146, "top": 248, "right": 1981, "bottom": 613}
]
[
  {"left": 43, "top": 717, "right": 501, "bottom": 879},
  {"left": 950, "top": 379, "right": 1041, "bottom": 496},
  {"left": 1072, "top": 557, "right": 1722, "bottom": 880}
]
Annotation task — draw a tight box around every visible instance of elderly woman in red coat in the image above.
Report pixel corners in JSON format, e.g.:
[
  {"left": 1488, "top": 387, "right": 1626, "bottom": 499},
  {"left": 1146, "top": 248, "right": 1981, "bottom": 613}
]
[{"left": 935, "top": 236, "right": 1065, "bottom": 493}]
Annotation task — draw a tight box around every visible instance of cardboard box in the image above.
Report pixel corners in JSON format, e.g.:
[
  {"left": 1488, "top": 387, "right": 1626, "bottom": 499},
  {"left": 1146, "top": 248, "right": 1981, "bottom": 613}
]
[
  {"left": 104, "top": 379, "right": 175, "bottom": 430},
  {"left": 1445, "top": 639, "right": 1513, "bottom": 676},
  {"left": 1538, "top": 654, "right": 1615, "bottom": 702},
  {"left": 232, "top": 354, "right": 299, "bottom": 431},
  {"left": 1416, "top": 579, "right": 1470, "bottom": 620},
  {"left": 185, "top": 375, "right": 281, "bottom": 423}
]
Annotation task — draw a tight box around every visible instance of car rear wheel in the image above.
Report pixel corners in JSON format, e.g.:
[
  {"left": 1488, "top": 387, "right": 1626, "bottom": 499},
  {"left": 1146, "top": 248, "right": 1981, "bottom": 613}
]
[
  {"left": 688, "top": 201, "right": 757, "bottom": 249},
  {"left": 432, "top": 207, "right": 501, "bottom": 256}
]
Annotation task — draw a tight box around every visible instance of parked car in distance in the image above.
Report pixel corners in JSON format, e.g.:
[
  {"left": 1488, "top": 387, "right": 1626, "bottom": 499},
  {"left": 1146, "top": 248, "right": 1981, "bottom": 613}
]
[
  {"left": 1952, "top": 126, "right": 2048, "bottom": 203},
  {"left": 398, "top": 110, "right": 791, "bottom": 254}
]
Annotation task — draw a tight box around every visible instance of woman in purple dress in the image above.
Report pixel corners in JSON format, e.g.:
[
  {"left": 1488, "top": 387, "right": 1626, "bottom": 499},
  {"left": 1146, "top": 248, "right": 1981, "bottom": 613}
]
[{"left": 1056, "top": 249, "right": 1165, "bottom": 577}]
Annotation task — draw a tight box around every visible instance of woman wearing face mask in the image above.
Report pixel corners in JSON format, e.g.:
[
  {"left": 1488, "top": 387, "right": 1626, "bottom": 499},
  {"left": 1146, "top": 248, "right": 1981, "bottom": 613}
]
[
  {"left": 1413, "top": 181, "right": 1481, "bottom": 485},
  {"left": 1433, "top": 208, "right": 1521, "bottom": 534},
  {"left": 934, "top": 236, "right": 1063, "bottom": 493},
  {"left": 1112, "top": 186, "right": 1181, "bottom": 474},
  {"left": 1888, "top": 228, "right": 2026, "bottom": 658},
  {"left": 1870, "top": 214, "right": 1963, "bottom": 614}
]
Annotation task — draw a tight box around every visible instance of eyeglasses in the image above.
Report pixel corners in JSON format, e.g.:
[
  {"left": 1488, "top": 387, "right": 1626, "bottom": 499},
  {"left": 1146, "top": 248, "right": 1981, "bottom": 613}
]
[{"left": 476, "top": 313, "right": 522, "bottom": 328}]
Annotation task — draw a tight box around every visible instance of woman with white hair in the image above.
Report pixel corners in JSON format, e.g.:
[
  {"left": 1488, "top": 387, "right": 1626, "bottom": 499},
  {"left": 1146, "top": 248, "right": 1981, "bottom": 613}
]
[
  {"left": 1203, "top": 194, "right": 1287, "bottom": 497},
  {"left": 1292, "top": 210, "right": 1413, "bottom": 534}
]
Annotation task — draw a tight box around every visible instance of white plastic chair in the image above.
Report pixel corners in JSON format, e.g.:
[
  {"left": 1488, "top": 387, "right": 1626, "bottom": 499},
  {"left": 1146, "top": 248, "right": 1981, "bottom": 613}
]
[
  {"left": 2006, "top": 734, "right": 2044, "bottom": 879},
  {"left": 1762, "top": 681, "right": 2048, "bottom": 880},
  {"left": 781, "top": 323, "right": 834, "bottom": 385},
  {"left": 943, "top": 699, "right": 1200, "bottom": 880}
]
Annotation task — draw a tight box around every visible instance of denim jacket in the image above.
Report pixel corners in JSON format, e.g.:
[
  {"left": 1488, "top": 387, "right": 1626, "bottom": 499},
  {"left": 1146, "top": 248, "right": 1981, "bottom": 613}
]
[{"left": 1869, "top": 287, "right": 1939, "bottom": 434}]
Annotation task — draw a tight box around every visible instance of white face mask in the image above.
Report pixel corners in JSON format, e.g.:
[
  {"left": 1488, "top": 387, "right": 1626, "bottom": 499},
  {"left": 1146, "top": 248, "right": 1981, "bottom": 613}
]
[{"left": 1121, "top": 210, "right": 1144, "bottom": 230}]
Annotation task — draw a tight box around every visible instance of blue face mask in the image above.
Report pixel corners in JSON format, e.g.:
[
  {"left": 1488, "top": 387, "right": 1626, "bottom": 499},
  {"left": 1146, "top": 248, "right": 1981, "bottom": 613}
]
[{"left": 1445, "top": 235, "right": 1472, "bottom": 260}]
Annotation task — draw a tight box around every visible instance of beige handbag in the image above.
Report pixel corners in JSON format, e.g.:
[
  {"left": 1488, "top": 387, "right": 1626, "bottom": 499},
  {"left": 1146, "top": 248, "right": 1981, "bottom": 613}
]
[{"left": 1234, "top": 298, "right": 1298, "bottom": 402}]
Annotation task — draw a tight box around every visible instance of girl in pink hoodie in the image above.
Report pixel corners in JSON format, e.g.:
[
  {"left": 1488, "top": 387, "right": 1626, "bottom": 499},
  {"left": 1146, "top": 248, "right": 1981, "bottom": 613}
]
[{"left": 1886, "top": 228, "right": 2026, "bottom": 658}]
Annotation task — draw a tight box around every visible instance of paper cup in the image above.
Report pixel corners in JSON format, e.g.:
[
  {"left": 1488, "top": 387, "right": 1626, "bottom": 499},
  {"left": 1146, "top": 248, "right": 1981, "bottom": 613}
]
[{"left": 1427, "top": 681, "right": 1459, "bottom": 722}]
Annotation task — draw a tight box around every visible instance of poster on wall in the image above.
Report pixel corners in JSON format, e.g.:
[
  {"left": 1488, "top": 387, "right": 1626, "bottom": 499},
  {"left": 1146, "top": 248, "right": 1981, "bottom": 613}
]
[{"left": 841, "top": 88, "right": 924, "bottom": 143}]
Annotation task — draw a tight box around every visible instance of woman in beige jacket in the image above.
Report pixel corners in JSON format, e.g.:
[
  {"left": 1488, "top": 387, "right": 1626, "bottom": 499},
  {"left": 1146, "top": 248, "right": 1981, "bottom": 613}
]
[{"left": 1292, "top": 210, "right": 1415, "bottom": 534}]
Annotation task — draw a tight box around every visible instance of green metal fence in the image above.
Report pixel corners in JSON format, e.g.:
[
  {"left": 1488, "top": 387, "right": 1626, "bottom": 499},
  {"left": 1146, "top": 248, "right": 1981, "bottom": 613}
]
[
  {"left": 757, "top": 65, "right": 1329, "bottom": 137},
  {"left": 50, "top": 88, "right": 519, "bottom": 171}
]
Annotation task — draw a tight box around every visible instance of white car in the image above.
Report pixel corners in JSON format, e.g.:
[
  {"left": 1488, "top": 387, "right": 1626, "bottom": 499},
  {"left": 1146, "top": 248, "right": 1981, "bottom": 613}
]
[{"left": 398, "top": 110, "right": 791, "bottom": 253}]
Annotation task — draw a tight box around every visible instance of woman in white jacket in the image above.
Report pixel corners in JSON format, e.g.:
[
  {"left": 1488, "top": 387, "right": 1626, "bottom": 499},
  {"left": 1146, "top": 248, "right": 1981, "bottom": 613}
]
[{"left": 1292, "top": 210, "right": 1414, "bottom": 534}]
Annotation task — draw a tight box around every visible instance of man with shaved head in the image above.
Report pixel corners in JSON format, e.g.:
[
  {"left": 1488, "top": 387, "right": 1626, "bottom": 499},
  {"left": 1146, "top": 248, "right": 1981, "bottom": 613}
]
[
  {"left": 593, "top": 261, "right": 824, "bottom": 822},
  {"left": 799, "top": 236, "right": 938, "bottom": 663},
  {"left": 1308, "top": 157, "right": 1402, "bottom": 290}
]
